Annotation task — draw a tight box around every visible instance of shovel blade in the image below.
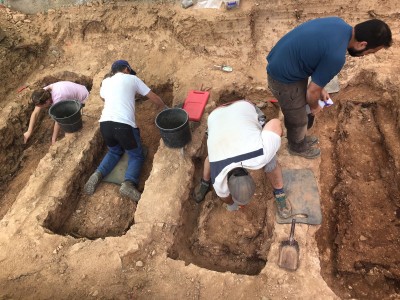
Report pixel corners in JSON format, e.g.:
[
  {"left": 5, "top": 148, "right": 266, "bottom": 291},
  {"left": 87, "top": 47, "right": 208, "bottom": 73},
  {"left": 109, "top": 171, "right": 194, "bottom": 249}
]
[{"left": 278, "top": 241, "right": 299, "bottom": 271}]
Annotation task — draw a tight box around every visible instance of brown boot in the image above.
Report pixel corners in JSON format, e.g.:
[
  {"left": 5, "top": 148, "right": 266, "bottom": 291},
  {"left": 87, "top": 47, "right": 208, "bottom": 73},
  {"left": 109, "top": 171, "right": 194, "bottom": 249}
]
[
  {"left": 193, "top": 179, "right": 210, "bottom": 203},
  {"left": 288, "top": 139, "right": 320, "bottom": 159},
  {"left": 289, "top": 147, "right": 320, "bottom": 159},
  {"left": 305, "top": 135, "right": 319, "bottom": 146}
]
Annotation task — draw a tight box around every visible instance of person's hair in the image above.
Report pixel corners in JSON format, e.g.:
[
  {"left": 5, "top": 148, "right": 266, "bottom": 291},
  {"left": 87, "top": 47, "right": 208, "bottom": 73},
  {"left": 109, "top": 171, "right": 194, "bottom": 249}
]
[
  {"left": 31, "top": 89, "right": 51, "bottom": 106},
  {"left": 354, "top": 19, "right": 392, "bottom": 49},
  {"left": 103, "top": 72, "right": 113, "bottom": 79},
  {"left": 110, "top": 64, "right": 127, "bottom": 75}
]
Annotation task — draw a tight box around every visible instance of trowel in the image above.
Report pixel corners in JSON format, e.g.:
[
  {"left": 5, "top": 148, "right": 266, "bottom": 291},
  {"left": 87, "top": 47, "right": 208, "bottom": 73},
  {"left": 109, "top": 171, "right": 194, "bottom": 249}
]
[
  {"left": 213, "top": 65, "right": 233, "bottom": 72},
  {"left": 278, "top": 218, "right": 300, "bottom": 271}
]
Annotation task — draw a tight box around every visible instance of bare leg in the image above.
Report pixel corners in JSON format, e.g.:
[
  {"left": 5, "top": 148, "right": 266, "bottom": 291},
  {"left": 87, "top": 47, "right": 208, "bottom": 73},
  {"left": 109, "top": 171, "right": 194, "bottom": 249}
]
[
  {"left": 265, "top": 161, "right": 283, "bottom": 189},
  {"left": 265, "top": 161, "right": 292, "bottom": 219},
  {"left": 202, "top": 156, "right": 211, "bottom": 181}
]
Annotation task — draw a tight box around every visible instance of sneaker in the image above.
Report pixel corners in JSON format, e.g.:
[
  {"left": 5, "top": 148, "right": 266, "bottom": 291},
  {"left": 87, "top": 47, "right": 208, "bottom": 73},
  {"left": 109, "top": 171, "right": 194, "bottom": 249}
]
[
  {"left": 120, "top": 181, "right": 141, "bottom": 202},
  {"left": 84, "top": 171, "right": 102, "bottom": 195},
  {"left": 305, "top": 135, "right": 319, "bottom": 146},
  {"left": 274, "top": 192, "right": 292, "bottom": 219},
  {"left": 193, "top": 179, "right": 210, "bottom": 203},
  {"left": 288, "top": 146, "right": 321, "bottom": 159}
]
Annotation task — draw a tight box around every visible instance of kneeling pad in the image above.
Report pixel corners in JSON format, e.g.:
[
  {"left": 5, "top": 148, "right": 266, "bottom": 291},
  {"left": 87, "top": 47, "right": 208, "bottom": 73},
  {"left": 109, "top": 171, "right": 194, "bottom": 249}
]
[
  {"left": 276, "top": 168, "right": 322, "bottom": 225},
  {"left": 102, "top": 153, "right": 129, "bottom": 185}
]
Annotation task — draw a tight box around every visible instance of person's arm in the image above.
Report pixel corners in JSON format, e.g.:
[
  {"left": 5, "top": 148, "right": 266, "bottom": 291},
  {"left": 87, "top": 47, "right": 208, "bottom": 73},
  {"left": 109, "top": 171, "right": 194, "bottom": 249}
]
[
  {"left": 51, "top": 122, "right": 61, "bottom": 145},
  {"left": 145, "top": 91, "right": 167, "bottom": 110},
  {"left": 23, "top": 106, "right": 42, "bottom": 143}
]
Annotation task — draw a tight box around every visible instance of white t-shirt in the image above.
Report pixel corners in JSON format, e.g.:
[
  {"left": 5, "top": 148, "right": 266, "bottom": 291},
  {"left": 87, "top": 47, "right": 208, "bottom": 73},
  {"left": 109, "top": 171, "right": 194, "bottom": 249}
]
[
  {"left": 45, "top": 81, "right": 89, "bottom": 104},
  {"left": 99, "top": 73, "right": 151, "bottom": 128},
  {"left": 207, "top": 100, "right": 281, "bottom": 198}
]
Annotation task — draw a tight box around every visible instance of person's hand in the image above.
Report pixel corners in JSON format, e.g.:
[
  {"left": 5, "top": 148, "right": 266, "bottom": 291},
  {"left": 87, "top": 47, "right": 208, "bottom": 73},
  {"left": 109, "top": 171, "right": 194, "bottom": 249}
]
[
  {"left": 310, "top": 105, "right": 322, "bottom": 116},
  {"left": 23, "top": 131, "right": 31, "bottom": 144},
  {"left": 320, "top": 89, "right": 330, "bottom": 102}
]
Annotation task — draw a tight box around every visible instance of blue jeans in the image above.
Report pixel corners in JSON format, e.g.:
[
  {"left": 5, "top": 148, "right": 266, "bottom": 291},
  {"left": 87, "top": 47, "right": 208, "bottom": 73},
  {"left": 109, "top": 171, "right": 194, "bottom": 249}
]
[{"left": 97, "top": 122, "right": 144, "bottom": 186}]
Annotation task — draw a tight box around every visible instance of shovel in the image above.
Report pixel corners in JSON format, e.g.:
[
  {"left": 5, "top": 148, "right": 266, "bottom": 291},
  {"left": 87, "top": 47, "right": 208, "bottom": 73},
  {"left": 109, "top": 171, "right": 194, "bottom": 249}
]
[{"left": 278, "top": 218, "right": 299, "bottom": 271}]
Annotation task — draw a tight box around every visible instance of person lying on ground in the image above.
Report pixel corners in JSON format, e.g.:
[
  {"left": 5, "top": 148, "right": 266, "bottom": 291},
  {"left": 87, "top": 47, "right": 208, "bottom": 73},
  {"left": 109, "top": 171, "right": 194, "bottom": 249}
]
[
  {"left": 23, "top": 81, "right": 89, "bottom": 145},
  {"left": 193, "top": 100, "right": 292, "bottom": 219},
  {"left": 84, "top": 60, "right": 168, "bottom": 202},
  {"left": 266, "top": 17, "right": 392, "bottom": 159}
]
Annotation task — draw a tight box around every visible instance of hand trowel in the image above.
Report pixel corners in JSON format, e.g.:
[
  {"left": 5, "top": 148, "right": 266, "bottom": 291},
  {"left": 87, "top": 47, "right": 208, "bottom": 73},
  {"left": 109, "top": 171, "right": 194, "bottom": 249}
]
[{"left": 278, "top": 218, "right": 300, "bottom": 271}]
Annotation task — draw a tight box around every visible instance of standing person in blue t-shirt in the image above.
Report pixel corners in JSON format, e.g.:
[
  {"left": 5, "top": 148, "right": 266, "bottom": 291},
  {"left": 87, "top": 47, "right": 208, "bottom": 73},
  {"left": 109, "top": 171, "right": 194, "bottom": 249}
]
[{"left": 266, "top": 17, "right": 392, "bottom": 159}]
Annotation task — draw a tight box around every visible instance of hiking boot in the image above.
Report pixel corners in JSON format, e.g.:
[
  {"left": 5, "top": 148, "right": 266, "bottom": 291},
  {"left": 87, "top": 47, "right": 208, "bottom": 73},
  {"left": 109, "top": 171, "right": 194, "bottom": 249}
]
[
  {"left": 120, "top": 181, "right": 141, "bottom": 203},
  {"left": 274, "top": 192, "right": 292, "bottom": 219},
  {"left": 193, "top": 179, "right": 210, "bottom": 203},
  {"left": 288, "top": 146, "right": 321, "bottom": 159},
  {"left": 305, "top": 135, "right": 319, "bottom": 146},
  {"left": 84, "top": 171, "right": 102, "bottom": 195}
]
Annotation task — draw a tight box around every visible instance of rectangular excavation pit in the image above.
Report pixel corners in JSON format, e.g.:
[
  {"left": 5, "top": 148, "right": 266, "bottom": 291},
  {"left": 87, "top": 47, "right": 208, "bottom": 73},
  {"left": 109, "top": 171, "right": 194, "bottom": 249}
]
[
  {"left": 168, "top": 94, "right": 281, "bottom": 276},
  {"left": 44, "top": 83, "right": 174, "bottom": 239},
  {"left": 0, "top": 104, "right": 50, "bottom": 220},
  {"left": 0, "top": 73, "right": 93, "bottom": 220},
  {"left": 169, "top": 168, "right": 275, "bottom": 275},
  {"left": 316, "top": 94, "right": 400, "bottom": 299}
]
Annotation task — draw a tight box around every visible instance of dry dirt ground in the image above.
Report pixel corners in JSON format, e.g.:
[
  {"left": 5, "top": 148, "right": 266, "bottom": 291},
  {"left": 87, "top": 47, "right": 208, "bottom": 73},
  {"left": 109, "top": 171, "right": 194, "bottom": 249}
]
[{"left": 0, "top": 0, "right": 399, "bottom": 299}]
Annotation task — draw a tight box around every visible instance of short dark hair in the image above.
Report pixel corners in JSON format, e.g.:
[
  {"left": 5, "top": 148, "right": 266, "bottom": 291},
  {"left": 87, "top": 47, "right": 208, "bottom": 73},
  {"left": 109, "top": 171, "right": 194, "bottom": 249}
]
[
  {"left": 354, "top": 19, "right": 392, "bottom": 49},
  {"left": 31, "top": 89, "right": 51, "bottom": 106},
  {"left": 111, "top": 64, "right": 128, "bottom": 75}
]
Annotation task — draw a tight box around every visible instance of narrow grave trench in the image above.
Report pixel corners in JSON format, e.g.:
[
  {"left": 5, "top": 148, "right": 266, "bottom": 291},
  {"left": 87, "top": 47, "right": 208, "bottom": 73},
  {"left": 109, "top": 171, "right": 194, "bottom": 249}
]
[
  {"left": 168, "top": 90, "right": 281, "bottom": 276},
  {"left": 315, "top": 86, "right": 400, "bottom": 299},
  {"left": 0, "top": 72, "right": 93, "bottom": 220},
  {"left": 45, "top": 83, "right": 174, "bottom": 239}
]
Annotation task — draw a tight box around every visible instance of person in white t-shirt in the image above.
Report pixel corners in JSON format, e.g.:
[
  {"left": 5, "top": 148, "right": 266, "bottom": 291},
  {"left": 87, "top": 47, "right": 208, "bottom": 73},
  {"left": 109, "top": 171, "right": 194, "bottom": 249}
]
[
  {"left": 193, "top": 100, "right": 292, "bottom": 218},
  {"left": 23, "top": 81, "right": 89, "bottom": 144},
  {"left": 84, "top": 60, "right": 167, "bottom": 202}
]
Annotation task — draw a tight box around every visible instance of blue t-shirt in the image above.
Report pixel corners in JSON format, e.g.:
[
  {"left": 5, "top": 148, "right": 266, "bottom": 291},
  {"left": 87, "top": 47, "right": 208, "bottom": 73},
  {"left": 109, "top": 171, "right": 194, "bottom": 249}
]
[{"left": 266, "top": 17, "right": 352, "bottom": 87}]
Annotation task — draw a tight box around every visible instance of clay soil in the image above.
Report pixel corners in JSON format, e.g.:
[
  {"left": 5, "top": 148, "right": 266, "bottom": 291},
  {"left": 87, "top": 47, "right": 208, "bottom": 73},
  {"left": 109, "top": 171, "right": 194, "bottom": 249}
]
[{"left": 0, "top": 1, "right": 399, "bottom": 299}]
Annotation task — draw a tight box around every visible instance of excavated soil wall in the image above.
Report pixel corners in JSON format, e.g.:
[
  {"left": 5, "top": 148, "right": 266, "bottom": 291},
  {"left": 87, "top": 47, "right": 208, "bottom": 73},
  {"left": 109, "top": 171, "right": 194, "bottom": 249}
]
[
  {"left": 315, "top": 75, "right": 400, "bottom": 299},
  {"left": 0, "top": 1, "right": 399, "bottom": 299}
]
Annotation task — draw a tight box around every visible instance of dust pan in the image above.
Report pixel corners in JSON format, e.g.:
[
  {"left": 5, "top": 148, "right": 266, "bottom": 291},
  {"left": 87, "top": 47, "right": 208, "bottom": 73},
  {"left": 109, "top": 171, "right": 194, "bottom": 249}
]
[{"left": 278, "top": 218, "right": 299, "bottom": 271}]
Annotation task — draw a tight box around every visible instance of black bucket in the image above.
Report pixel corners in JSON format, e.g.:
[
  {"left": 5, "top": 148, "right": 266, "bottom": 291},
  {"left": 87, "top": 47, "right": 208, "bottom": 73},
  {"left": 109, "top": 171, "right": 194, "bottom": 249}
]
[
  {"left": 49, "top": 100, "right": 83, "bottom": 133},
  {"left": 155, "top": 108, "right": 192, "bottom": 148}
]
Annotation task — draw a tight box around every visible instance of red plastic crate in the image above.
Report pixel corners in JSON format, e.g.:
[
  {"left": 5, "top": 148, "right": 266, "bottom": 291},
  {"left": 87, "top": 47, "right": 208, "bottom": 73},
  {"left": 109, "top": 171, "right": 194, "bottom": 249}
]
[{"left": 182, "top": 90, "right": 210, "bottom": 122}]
